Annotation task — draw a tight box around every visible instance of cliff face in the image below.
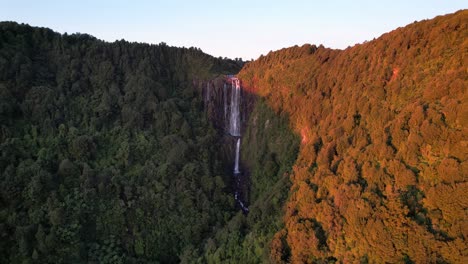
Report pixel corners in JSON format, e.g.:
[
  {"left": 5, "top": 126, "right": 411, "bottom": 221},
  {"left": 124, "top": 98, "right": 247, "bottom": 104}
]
[
  {"left": 193, "top": 76, "right": 256, "bottom": 208},
  {"left": 193, "top": 76, "right": 256, "bottom": 133},
  {"left": 193, "top": 77, "right": 300, "bottom": 263},
  {"left": 239, "top": 10, "right": 467, "bottom": 263},
  {"left": 194, "top": 77, "right": 257, "bottom": 175}
]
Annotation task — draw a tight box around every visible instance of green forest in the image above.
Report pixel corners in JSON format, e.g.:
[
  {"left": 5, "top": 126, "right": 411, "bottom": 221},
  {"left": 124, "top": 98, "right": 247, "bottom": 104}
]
[
  {"left": 0, "top": 21, "right": 300, "bottom": 263},
  {"left": 0, "top": 9, "right": 467, "bottom": 264},
  {"left": 0, "top": 22, "right": 269, "bottom": 263}
]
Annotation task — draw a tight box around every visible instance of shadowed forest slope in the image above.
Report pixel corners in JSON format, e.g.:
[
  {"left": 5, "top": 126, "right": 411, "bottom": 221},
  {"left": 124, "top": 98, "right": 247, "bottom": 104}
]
[
  {"left": 0, "top": 22, "right": 243, "bottom": 263},
  {"left": 239, "top": 10, "right": 467, "bottom": 263}
]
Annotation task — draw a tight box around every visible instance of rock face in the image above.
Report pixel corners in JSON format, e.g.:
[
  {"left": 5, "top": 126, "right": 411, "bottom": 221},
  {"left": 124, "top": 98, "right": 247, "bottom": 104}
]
[
  {"left": 194, "top": 75, "right": 256, "bottom": 212},
  {"left": 193, "top": 76, "right": 256, "bottom": 133}
]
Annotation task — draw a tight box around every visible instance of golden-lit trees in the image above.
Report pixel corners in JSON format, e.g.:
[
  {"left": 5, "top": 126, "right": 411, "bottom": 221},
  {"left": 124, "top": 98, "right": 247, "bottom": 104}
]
[{"left": 239, "top": 10, "right": 467, "bottom": 263}]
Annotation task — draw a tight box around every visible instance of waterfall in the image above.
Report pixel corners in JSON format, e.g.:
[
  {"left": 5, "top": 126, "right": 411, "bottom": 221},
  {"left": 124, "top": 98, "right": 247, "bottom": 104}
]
[
  {"left": 229, "top": 77, "right": 248, "bottom": 212},
  {"left": 229, "top": 78, "right": 241, "bottom": 136},
  {"left": 234, "top": 138, "right": 240, "bottom": 174},
  {"left": 203, "top": 75, "right": 248, "bottom": 213}
]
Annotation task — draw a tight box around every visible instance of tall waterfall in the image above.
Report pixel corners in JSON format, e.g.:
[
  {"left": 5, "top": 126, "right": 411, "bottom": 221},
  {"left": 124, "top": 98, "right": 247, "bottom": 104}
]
[
  {"left": 203, "top": 76, "right": 248, "bottom": 213},
  {"left": 234, "top": 138, "right": 240, "bottom": 174},
  {"left": 229, "top": 78, "right": 241, "bottom": 136},
  {"left": 228, "top": 77, "right": 248, "bottom": 212}
]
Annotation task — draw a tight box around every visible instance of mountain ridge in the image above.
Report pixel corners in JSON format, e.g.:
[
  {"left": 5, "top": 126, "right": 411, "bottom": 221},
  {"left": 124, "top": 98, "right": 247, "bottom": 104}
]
[
  {"left": 0, "top": 9, "right": 466, "bottom": 264},
  {"left": 238, "top": 9, "right": 467, "bottom": 263}
]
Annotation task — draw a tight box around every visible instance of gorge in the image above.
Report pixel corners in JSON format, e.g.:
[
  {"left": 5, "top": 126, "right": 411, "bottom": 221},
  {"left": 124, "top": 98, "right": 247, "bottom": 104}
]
[
  {"left": 0, "top": 9, "right": 466, "bottom": 264},
  {"left": 203, "top": 75, "right": 249, "bottom": 213}
]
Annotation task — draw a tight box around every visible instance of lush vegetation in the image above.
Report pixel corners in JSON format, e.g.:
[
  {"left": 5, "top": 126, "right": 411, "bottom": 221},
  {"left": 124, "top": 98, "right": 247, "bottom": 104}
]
[
  {"left": 0, "top": 22, "right": 245, "bottom": 263},
  {"left": 239, "top": 10, "right": 467, "bottom": 263},
  {"left": 189, "top": 99, "right": 299, "bottom": 263},
  {"left": 1, "top": 9, "right": 466, "bottom": 264}
]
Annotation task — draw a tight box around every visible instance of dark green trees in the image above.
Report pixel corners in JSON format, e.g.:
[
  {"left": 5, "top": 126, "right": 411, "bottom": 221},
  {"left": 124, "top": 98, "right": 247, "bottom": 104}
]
[{"left": 0, "top": 22, "right": 240, "bottom": 263}]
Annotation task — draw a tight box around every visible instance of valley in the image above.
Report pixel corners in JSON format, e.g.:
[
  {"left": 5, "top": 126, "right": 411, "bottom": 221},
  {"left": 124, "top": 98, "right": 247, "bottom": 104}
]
[{"left": 0, "top": 9, "right": 466, "bottom": 264}]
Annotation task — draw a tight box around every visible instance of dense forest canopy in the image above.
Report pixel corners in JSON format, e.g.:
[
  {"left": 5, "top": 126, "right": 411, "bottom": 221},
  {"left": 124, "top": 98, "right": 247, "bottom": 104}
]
[
  {"left": 0, "top": 9, "right": 467, "bottom": 264},
  {"left": 0, "top": 21, "right": 246, "bottom": 263},
  {"left": 239, "top": 10, "right": 467, "bottom": 263}
]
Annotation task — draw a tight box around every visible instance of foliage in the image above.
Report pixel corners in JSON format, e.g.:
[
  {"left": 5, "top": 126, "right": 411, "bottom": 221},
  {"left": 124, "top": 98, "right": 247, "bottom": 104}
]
[
  {"left": 239, "top": 10, "right": 467, "bottom": 263},
  {"left": 1, "top": 9, "right": 466, "bottom": 264},
  {"left": 191, "top": 99, "right": 300, "bottom": 264},
  {"left": 0, "top": 22, "right": 241, "bottom": 263}
]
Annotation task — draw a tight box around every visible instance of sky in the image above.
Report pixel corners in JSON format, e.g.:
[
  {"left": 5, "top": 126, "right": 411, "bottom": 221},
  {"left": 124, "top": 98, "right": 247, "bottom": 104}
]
[{"left": 1, "top": 0, "right": 466, "bottom": 60}]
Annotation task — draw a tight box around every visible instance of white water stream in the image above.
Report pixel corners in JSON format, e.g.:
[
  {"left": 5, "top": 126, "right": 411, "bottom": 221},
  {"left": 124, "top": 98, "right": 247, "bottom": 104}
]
[{"left": 205, "top": 76, "right": 248, "bottom": 212}]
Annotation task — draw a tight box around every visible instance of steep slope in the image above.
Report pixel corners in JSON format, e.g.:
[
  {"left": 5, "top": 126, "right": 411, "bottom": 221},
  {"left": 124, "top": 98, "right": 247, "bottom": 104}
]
[
  {"left": 190, "top": 97, "right": 299, "bottom": 264},
  {"left": 187, "top": 76, "right": 300, "bottom": 264},
  {"left": 0, "top": 22, "right": 242, "bottom": 263},
  {"left": 239, "top": 10, "right": 467, "bottom": 263}
]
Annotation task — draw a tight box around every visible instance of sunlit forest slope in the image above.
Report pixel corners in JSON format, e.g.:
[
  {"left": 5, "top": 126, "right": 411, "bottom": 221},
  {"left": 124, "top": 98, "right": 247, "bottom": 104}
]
[{"left": 239, "top": 10, "right": 467, "bottom": 263}]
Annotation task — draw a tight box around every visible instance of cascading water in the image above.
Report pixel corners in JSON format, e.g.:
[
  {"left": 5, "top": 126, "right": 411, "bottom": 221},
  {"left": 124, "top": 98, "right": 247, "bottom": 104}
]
[
  {"left": 229, "top": 78, "right": 241, "bottom": 136},
  {"left": 204, "top": 76, "right": 248, "bottom": 213},
  {"left": 234, "top": 138, "right": 240, "bottom": 174},
  {"left": 228, "top": 77, "right": 248, "bottom": 212}
]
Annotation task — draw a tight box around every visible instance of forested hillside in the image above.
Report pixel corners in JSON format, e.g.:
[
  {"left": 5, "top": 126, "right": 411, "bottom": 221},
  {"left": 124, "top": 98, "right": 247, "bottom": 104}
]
[
  {"left": 190, "top": 98, "right": 299, "bottom": 263},
  {"left": 0, "top": 22, "right": 242, "bottom": 263},
  {"left": 239, "top": 10, "right": 467, "bottom": 263},
  {"left": 1, "top": 9, "right": 466, "bottom": 264}
]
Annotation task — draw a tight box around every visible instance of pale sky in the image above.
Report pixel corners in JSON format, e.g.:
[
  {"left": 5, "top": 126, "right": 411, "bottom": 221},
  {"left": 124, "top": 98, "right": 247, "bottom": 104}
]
[{"left": 1, "top": 1, "right": 466, "bottom": 60}]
